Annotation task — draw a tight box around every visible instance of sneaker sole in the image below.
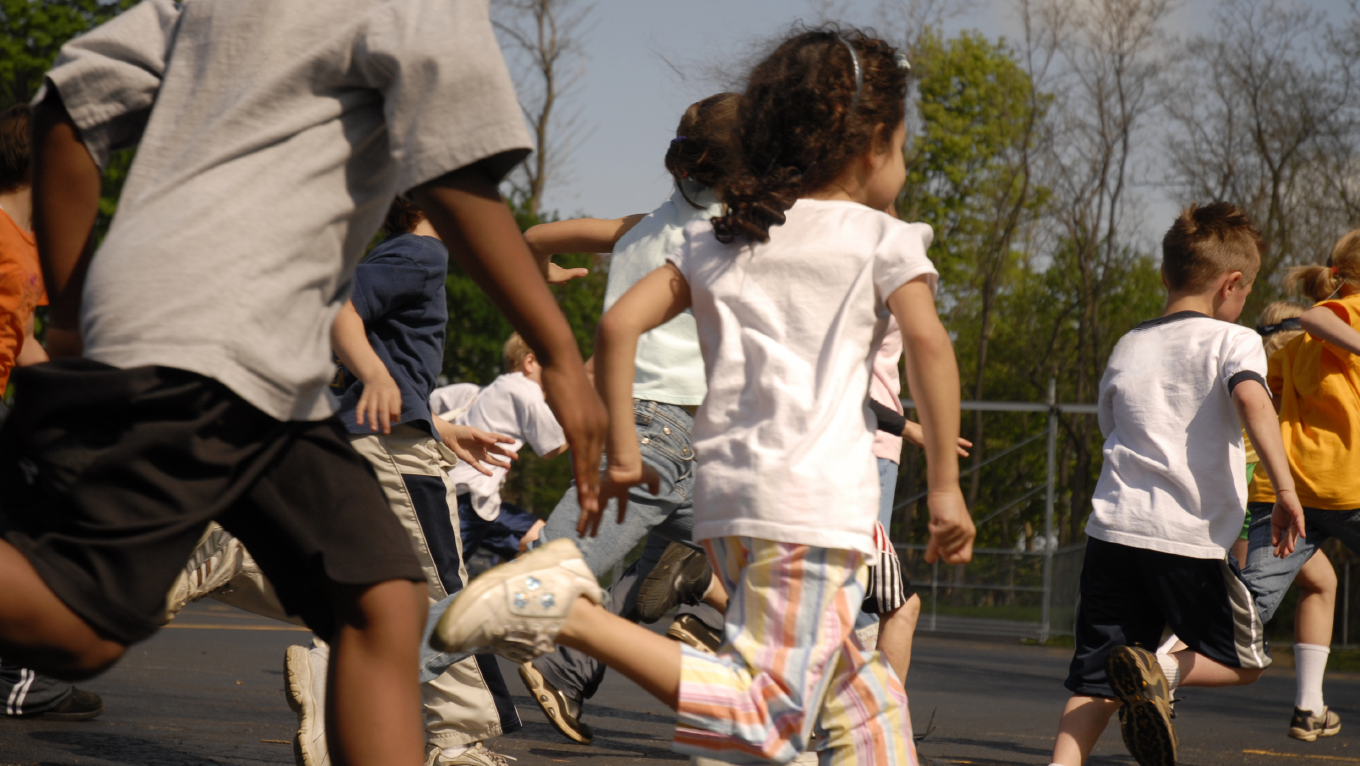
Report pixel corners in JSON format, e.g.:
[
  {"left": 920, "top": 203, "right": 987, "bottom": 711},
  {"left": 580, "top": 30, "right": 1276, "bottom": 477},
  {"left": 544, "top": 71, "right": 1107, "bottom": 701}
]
[
  {"left": 32, "top": 703, "right": 104, "bottom": 722},
  {"left": 284, "top": 645, "right": 318, "bottom": 766},
  {"left": 667, "top": 624, "right": 719, "bottom": 654},
  {"left": 433, "top": 538, "right": 592, "bottom": 653},
  {"left": 637, "top": 544, "right": 709, "bottom": 623},
  {"left": 1290, "top": 721, "right": 1342, "bottom": 741},
  {"left": 517, "top": 663, "right": 593, "bottom": 745},
  {"left": 1106, "top": 647, "right": 1177, "bottom": 766}
]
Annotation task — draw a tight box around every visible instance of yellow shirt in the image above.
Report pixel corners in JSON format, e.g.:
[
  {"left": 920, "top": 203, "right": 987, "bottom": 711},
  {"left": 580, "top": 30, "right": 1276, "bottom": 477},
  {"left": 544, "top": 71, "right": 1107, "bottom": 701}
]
[{"left": 1268, "top": 293, "right": 1360, "bottom": 510}]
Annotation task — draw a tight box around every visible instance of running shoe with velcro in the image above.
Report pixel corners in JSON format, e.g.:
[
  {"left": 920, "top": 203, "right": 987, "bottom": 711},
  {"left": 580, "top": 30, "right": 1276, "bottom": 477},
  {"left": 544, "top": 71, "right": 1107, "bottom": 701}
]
[
  {"left": 518, "top": 662, "right": 593, "bottom": 744},
  {"left": 432, "top": 538, "right": 604, "bottom": 663},
  {"left": 637, "top": 542, "right": 712, "bottom": 623},
  {"left": 1105, "top": 645, "right": 1177, "bottom": 766},
  {"left": 1289, "top": 706, "right": 1342, "bottom": 741}
]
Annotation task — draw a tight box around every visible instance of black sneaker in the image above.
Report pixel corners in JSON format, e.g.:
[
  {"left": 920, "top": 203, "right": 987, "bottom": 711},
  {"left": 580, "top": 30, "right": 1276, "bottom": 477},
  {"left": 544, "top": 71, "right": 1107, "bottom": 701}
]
[
  {"left": 30, "top": 688, "right": 104, "bottom": 721},
  {"left": 666, "top": 613, "right": 722, "bottom": 654},
  {"left": 517, "top": 662, "right": 593, "bottom": 745},
  {"left": 1106, "top": 646, "right": 1177, "bottom": 766},
  {"left": 1289, "top": 706, "right": 1342, "bottom": 741},
  {"left": 637, "top": 542, "right": 712, "bottom": 623}
]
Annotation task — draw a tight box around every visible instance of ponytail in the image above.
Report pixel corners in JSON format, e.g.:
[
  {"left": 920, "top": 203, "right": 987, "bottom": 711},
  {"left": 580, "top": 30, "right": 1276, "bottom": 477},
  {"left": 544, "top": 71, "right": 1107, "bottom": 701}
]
[
  {"left": 1286, "top": 229, "right": 1360, "bottom": 302},
  {"left": 665, "top": 93, "right": 741, "bottom": 209}
]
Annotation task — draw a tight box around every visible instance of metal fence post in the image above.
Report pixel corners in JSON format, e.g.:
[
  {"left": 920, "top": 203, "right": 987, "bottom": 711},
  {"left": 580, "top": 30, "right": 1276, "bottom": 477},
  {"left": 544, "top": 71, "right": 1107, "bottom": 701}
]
[{"left": 1040, "top": 377, "right": 1057, "bottom": 643}]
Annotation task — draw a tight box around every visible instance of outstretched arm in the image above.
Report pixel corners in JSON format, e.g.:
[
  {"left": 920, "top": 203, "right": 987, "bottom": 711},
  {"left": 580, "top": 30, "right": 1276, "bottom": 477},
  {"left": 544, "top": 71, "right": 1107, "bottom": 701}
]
[
  {"left": 525, "top": 215, "right": 646, "bottom": 284},
  {"left": 1234, "top": 380, "right": 1305, "bottom": 556},
  {"left": 331, "top": 301, "right": 401, "bottom": 434},
  {"left": 411, "top": 163, "right": 607, "bottom": 514},
  {"left": 588, "top": 263, "right": 691, "bottom": 537},
  {"left": 1301, "top": 304, "right": 1360, "bottom": 356},
  {"left": 31, "top": 90, "right": 101, "bottom": 359},
  {"left": 889, "top": 276, "right": 974, "bottom": 565}
]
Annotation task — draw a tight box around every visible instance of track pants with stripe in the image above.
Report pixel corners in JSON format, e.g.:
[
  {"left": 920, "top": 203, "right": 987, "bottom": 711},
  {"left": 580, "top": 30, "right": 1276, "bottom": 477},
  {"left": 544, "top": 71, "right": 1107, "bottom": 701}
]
[
  {"left": 0, "top": 660, "right": 71, "bottom": 716},
  {"left": 675, "top": 537, "right": 915, "bottom": 766}
]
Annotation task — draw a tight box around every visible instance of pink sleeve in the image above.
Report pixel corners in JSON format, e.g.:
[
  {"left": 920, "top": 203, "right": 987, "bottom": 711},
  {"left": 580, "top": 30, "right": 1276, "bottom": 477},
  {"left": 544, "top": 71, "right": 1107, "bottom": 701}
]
[{"left": 870, "top": 319, "right": 904, "bottom": 462}]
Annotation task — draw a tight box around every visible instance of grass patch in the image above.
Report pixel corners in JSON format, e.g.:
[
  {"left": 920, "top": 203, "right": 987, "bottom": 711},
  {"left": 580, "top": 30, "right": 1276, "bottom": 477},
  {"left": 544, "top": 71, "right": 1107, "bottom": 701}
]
[
  {"left": 930, "top": 604, "right": 1043, "bottom": 622},
  {"left": 1020, "top": 634, "right": 1075, "bottom": 648}
]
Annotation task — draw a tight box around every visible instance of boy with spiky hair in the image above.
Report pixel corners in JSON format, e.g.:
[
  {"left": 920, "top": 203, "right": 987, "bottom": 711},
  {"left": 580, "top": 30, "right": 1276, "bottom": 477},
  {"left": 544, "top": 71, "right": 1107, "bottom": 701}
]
[
  {"left": 1048, "top": 202, "right": 1306, "bottom": 766},
  {"left": 1, "top": 1, "right": 604, "bottom": 765}
]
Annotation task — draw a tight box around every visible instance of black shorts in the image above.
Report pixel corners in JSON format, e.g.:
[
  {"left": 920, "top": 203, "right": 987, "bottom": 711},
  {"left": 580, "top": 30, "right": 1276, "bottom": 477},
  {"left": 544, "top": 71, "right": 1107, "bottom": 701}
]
[
  {"left": 0, "top": 360, "right": 425, "bottom": 645},
  {"left": 1065, "top": 537, "right": 1269, "bottom": 697}
]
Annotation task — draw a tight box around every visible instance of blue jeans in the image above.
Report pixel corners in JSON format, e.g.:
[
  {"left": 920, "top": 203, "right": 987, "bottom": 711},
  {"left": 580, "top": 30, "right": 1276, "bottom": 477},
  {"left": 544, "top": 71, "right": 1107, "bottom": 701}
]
[
  {"left": 458, "top": 495, "right": 540, "bottom": 561},
  {"left": 535, "top": 401, "right": 722, "bottom": 702},
  {"left": 1241, "top": 501, "right": 1360, "bottom": 623}
]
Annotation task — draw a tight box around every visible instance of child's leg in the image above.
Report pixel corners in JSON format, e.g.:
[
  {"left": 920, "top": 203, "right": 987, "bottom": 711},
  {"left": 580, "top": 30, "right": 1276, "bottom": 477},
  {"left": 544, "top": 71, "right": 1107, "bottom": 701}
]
[
  {"left": 877, "top": 593, "right": 921, "bottom": 682},
  {"left": 0, "top": 540, "right": 125, "bottom": 678},
  {"left": 1293, "top": 551, "right": 1337, "bottom": 718},
  {"left": 1052, "top": 695, "right": 1120, "bottom": 766},
  {"left": 326, "top": 579, "right": 428, "bottom": 766}
]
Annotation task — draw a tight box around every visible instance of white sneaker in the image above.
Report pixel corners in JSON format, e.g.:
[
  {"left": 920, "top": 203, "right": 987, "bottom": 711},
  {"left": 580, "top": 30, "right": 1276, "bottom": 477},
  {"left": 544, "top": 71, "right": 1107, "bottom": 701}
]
[
  {"left": 426, "top": 742, "right": 517, "bottom": 766},
  {"left": 433, "top": 538, "right": 603, "bottom": 663},
  {"left": 164, "top": 524, "right": 243, "bottom": 621},
  {"left": 285, "top": 639, "right": 330, "bottom": 766}
]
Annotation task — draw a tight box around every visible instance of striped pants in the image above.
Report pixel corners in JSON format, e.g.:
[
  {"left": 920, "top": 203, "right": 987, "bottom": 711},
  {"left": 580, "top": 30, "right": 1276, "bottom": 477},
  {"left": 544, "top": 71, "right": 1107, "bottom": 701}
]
[{"left": 674, "top": 537, "right": 915, "bottom": 765}]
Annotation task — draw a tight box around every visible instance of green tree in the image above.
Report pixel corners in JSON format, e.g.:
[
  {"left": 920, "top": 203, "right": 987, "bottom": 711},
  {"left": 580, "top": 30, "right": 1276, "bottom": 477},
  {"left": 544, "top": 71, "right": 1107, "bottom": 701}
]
[
  {"left": 0, "top": 0, "right": 136, "bottom": 107},
  {"left": 898, "top": 30, "right": 1048, "bottom": 546}
]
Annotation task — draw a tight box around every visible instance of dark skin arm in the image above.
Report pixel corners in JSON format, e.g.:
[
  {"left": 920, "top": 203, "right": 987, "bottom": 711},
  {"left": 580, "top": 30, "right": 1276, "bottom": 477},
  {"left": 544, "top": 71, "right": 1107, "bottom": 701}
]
[
  {"left": 412, "top": 166, "right": 606, "bottom": 515},
  {"left": 30, "top": 89, "right": 99, "bottom": 359}
]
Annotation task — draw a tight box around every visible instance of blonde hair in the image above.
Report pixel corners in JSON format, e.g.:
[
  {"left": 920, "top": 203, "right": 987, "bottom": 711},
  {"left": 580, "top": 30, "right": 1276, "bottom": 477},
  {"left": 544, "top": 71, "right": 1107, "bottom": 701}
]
[
  {"left": 502, "top": 333, "right": 532, "bottom": 373},
  {"left": 1161, "top": 202, "right": 1263, "bottom": 292},
  {"left": 1257, "top": 300, "right": 1306, "bottom": 358},
  {"left": 1285, "top": 229, "right": 1360, "bottom": 302}
]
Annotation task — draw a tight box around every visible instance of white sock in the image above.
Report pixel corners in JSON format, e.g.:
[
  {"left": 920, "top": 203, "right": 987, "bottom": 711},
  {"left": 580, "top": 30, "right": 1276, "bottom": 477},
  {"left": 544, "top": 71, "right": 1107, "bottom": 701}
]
[
  {"left": 1295, "top": 643, "right": 1330, "bottom": 714},
  {"left": 1156, "top": 652, "right": 1181, "bottom": 693},
  {"left": 440, "top": 744, "right": 471, "bottom": 758}
]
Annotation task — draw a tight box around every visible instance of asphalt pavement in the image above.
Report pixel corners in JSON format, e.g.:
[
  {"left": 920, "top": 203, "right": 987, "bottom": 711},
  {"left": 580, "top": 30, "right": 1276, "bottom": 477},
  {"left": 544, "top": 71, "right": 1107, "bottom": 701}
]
[{"left": 2, "top": 601, "right": 1358, "bottom": 765}]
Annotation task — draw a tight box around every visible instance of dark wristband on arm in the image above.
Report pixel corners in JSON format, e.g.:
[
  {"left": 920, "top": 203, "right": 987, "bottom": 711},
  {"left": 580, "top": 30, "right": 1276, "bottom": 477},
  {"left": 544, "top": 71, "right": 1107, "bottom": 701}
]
[{"left": 869, "top": 399, "right": 906, "bottom": 436}]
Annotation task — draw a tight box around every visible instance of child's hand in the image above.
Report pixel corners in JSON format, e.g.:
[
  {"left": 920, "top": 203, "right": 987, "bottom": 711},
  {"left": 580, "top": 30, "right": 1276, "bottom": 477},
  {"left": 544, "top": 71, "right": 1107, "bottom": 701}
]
[
  {"left": 547, "top": 260, "right": 590, "bottom": 285},
  {"left": 355, "top": 372, "right": 402, "bottom": 434},
  {"left": 924, "top": 488, "right": 975, "bottom": 565},
  {"left": 541, "top": 362, "right": 608, "bottom": 514},
  {"left": 435, "top": 419, "right": 515, "bottom": 476},
  {"left": 579, "top": 461, "right": 660, "bottom": 538},
  {"left": 1271, "top": 489, "right": 1307, "bottom": 558},
  {"left": 901, "top": 421, "right": 972, "bottom": 457}
]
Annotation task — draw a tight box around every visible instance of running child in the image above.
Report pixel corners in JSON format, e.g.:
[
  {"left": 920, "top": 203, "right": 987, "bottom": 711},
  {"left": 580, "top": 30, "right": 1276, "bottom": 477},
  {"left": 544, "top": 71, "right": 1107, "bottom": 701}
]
[
  {"left": 436, "top": 28, "right": 975, "bottom": 765},
  {"left": 5, "top": 3, "right": 603, "bottom": 766},
  {"left": 1047, "top": 203, "right": 1306, "bottom": 766},
  {"left": 451, "top": 333, "right": 565, "bottom": 561},
  {"left": 1239, "top": 232, "right": 1360, "bottom": 742}
]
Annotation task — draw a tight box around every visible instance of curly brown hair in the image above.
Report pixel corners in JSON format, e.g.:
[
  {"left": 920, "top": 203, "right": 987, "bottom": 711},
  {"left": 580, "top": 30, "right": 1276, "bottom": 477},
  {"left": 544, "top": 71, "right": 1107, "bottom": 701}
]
[
  {"left": 381, "top": 195, "right": 423, "bottom": 236},
  {"left": 0, "top": 104, "right": 31, "bottom": 192},
  {"left": 665, "top": 92, "right": 741, "bottom": 209},
  {"left": 712, "top": 26, "right": 908, "bottom": 244}
]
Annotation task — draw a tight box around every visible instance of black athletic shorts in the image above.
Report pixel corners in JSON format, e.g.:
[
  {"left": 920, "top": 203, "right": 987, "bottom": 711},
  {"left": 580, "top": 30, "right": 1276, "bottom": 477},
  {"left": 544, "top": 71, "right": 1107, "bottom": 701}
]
[
  {"left": 1065, "top": 536, "right": 1270, "bottom": 697},
  {"left": 0, "top": 360, "right": 425, "bottom": 645}
]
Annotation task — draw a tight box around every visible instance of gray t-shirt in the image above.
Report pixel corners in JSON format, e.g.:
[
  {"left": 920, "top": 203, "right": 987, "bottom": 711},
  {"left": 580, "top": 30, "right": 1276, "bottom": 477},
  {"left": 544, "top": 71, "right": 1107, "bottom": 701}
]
[{"left": 42, "top": 0, "right": 531, "bottom": 420}]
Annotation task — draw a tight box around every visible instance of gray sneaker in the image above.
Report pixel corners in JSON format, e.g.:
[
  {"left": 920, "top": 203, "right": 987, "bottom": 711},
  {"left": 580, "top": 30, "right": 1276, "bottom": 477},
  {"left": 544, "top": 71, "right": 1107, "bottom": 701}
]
[
  {"left": 164, "top": 524, "right": 243, "bottom": 621},
  {"left": 1289, "top": 706, "right": 1341, "bottom": 741},
  {"left": 637, "top": 542, "right": 712, "bottom": 623},
  {"left": 433, "top": 538, "right": 603, "bottom": 663},
  {"left": 518, "top": 662, "right": 593, "bottom": 744},
  {"left": 1106, "top": 646, "right": 1177, "bottom": 766}
]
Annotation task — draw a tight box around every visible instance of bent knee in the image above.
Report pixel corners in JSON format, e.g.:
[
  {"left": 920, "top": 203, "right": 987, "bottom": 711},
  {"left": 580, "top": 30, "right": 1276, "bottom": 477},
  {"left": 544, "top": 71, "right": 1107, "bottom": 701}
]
[{"left": 1238, "top": 667, "right": 1265, "bottom": 685}]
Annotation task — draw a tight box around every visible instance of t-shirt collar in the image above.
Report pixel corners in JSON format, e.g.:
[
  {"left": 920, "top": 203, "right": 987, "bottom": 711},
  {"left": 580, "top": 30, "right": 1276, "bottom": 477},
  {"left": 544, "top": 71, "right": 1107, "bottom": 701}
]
[{"left": 1133, "top": 310, "right": 1211, "bottom": 331}]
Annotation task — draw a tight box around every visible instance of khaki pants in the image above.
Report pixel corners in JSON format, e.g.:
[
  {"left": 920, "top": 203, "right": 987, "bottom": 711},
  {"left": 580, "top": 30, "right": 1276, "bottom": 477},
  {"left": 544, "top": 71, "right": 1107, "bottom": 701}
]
[{"left": 347, "top": 426, "right": 520, "bottom": 746}]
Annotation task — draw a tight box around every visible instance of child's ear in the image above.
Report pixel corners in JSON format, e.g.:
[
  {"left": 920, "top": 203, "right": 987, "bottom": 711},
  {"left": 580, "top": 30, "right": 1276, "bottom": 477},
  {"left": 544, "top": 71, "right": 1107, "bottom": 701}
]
[{"left": 1223, "top": 271, "right": 1244, "bottom": 296}]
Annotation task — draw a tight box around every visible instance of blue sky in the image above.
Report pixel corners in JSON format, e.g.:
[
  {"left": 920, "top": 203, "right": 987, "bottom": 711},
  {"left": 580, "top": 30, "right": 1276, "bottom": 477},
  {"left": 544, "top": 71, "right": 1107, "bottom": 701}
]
[{"left": 524, "top": 0, "right": 1352, "bottom": 243}]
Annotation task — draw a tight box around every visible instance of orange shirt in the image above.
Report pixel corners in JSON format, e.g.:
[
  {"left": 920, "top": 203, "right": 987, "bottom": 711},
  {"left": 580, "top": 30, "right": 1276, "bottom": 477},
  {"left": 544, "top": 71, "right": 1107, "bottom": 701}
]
[
  {"left": 0, "top": 208, "right": 47, "bottom": 391},
  {"left": 1264, "top": 293, "right": 1360, "bottom": 510}
]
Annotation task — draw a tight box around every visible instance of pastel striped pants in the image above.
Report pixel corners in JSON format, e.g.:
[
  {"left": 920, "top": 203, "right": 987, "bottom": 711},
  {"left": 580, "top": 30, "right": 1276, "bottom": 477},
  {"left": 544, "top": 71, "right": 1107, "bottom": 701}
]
[{"left": 674, "top": 537, "right": 915, "bottom": 765}]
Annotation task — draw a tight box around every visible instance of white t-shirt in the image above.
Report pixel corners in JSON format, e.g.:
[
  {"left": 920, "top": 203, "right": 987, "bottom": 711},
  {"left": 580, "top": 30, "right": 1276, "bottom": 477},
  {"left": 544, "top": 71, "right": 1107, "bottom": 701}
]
[
  {"left": 43, "top": 0, "right": 530, "bottom": 421},
  {"left": 1086, "top": 311, "right": 1268, "bottom": 559},
  {"left": 449, "top": 372, "right": 565, "bottom": 521},
  {"left": 667, "top": 199, "right": 938, "bottom": 554},
  {"left": 602, "top": 182, "right": 720, "bottom": 406},
  {"left": 430, "top": 382, "right": 481, "bottom": 421},
  {"left": 870, "top": 318, "right": 905, "bottom": 463}
]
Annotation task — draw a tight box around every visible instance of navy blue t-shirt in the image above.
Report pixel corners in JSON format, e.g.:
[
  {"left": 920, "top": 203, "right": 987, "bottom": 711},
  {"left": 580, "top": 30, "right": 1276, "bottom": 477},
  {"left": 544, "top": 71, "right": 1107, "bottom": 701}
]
[{"left": 333, "top": 233, "right": 448, "bottom": 436}]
